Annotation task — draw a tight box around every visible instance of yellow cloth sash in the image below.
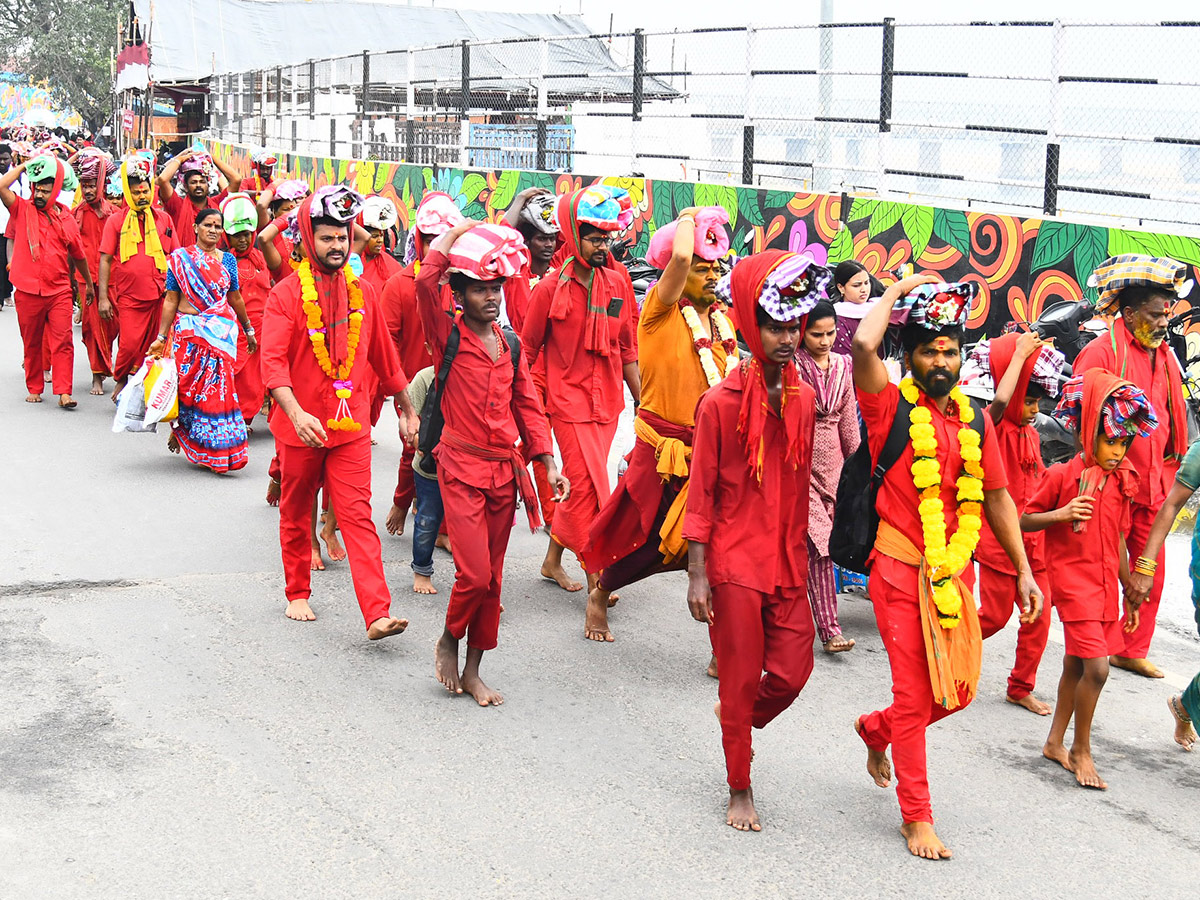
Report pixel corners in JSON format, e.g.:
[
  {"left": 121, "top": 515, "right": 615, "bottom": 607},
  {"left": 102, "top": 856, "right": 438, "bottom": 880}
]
[
  {"left": 874, "top": 520, "right": 982, "bottom": 710},
  {"left": 120, "top": 163, "right": 168, "bottom": 271},
  {"left": 632, "top": 416, "right": 692, "bottom": 563}
]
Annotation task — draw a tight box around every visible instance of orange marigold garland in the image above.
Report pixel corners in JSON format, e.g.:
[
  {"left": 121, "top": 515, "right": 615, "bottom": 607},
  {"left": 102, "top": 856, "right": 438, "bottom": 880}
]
[{"left": 299, "top": 258, "right": 365, "bottom": 432}]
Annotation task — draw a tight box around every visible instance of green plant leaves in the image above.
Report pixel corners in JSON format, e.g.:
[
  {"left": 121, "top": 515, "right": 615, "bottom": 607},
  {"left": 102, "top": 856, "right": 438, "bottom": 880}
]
[
  {"left": 489, "top": 170, "right": 520, "bottom": 210},
  {"left": 1073, "top": 227, "right": 1109, "bottom": 301},
  {"left": 736, "top": 187, "right": 764, "bottom": 227},
  {"left": 932, "top": 208, "right": 970, "bottom": 255},
  {"left": 868, "top": 201, "right": 904, "bottom": 237},
  {"left": 651, "top": 179, "right": 675, "bottom": 223},
  {"left": 827, "top": 227, "right": 854, "bottom": 265},
  {"left": 1031, "top": 220, "right": 1085, "bottom": 271},
  {"left": 695, "top": 183, "right": 738, "bottom": 227},
  {"left": 848, "top": 197, "right": 877, "bottom": 222},
  {"left": 459, "top": 172, "right": 488, "bottom": 203},
  {"left": 1108, "top": 229, "right": 1200, "bottom": 266},
  {"left": 901, "top": 205, "right": 935, "bottom": 261}
]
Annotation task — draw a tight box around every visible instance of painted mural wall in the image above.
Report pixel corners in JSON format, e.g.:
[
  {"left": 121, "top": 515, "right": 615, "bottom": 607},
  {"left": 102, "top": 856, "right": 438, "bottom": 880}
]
[
  {"left": 206, "top": 139, "right": 1200, "bottom": 346},
  {"left": 0, "top": 73, "right": 84, "bottom": 131}
]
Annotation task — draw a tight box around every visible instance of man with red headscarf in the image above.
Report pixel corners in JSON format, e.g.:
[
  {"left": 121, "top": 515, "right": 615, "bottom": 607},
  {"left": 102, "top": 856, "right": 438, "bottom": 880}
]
[
  {"left": 682, "top": 249, "right": 818, "bottom": 833},
  {"left": 101, "top": 154, "right": 178, "bottom": 399},
  {"left": 157, "top": 148, "right": 241, "bottom": 249},
  {"left": 259, "top": 185, "right": 418, "bottom": 640},
  {"left": 417, "top": 219, "right": 567, "bottom": 706},
  {"left": 0, "top": 155, "right": 91, "bottom": 407},
  {"left": 522, "top": 185, "right": 641, "bottom": 594},
  {"left": 851, "top": 275, "right": 1042, "bottom": 860},
  {"left": 222, "top": 193, "right": 272, "bottom": 427},
  {"left": 580, "top": 206, "right": 733, "bottom": 642},
  {"left": 967, "top": 332, "right": 1065, "bottom": 715},
  {"left": 1072, "top": 254, "right": 1190, "bottom": 678},
  {"left": 72, "top": 153, "right": 120, "bottom": 395},
  {"left": 382, "top": 191, "right": 462, "bottom": 538}
]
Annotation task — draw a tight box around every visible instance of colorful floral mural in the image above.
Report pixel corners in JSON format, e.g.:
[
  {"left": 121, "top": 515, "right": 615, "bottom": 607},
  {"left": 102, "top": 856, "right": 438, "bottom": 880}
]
[
  {"left": 0, "top": 73, "right": 83, "bottom": 130},
  {"left": 207, "top": 140, "right": 1200, "bottom": 342}
]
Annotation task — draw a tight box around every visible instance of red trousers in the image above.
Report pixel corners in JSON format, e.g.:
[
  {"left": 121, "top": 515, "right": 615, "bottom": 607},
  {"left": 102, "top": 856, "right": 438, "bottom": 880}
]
[
  {"left": 81, "top": 298, "right": 117, "bottom": 376},
  {"left": 440, "top": 471, "right": 517, "bottom": 651},
  {"left": 711, "top": 583, "right": 815, "bottom": 791},
  {"left": 857, "top": 557, "right": 975, "bottom": 825},
  {"left": 277, "top": 438, "right": 392, "bottom": 629},
  {"left": 550, "top": 417, "right": 617, "bottom": 557},
  {"left": 977, "top": 563, "right": 1051, "bottom": 699},
  {"left": 14, "top": 289, "right": 73, "bottom": 395},
  {"left": 1121, "top": 504, "right": 1164, "bottom": 658},
  {"left": 113, "top": 296, "right": 163, "bottom": 381}
]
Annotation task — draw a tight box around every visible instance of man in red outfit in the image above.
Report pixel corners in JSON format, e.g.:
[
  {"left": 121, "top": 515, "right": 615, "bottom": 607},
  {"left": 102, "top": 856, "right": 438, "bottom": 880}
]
[
  {"left": 382, "top": 191, "right": 462, "bottom": 537},
  {"left": 683, "top": 249, "right": 819, "bottom": 833},
  {"left": 72, "top": 153, "right": 120, "bottom": 395},
  {"left": 0, "top": 155, "right": 91, "bottom": 407},
  {"left": 971, "top": 331, "right": 1064, "bottom": 714},
  {"left": 522, "top": 186, "right": 640, "bottom": 594},
  {"left": 222, "top": 193, "right": 272, "bottom": 427},
  {"left": 260, "top": 185, "right": 418, "bottom": 640},
  {"left": 851, "top": 275, "right": 1042, "bottom": 860},
  {"left": 156, "top": 148, "right": 241, "bottom": 248},
  {"left": 100, "top": 155, "right": 177, "bottom": 398},
  {"left": 417, "top": 219, "right": 567, "bottom": 707},
  {"left": 1072, "top": 254, "right": 1190, "bottom": 678}
]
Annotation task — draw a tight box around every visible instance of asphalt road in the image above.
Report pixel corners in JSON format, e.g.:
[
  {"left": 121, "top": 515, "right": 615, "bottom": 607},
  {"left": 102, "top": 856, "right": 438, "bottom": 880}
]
[{"left": 1, "top": 310, "right": 1198, "bottom": 899}]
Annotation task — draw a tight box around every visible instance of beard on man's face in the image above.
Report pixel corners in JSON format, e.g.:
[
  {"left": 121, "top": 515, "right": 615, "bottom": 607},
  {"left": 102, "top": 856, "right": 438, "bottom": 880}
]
[{"left": 912, "top": 362, "right": 958, "bottom": 398}]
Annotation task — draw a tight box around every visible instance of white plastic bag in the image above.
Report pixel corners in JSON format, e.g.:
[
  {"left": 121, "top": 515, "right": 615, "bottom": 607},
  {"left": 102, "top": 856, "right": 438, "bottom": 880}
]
[
  {"left": 112, "top": 361, "right": 156, "bottom": 433},
  {"left": 143, "top": 358, "right": 179, "bottom": 425}
]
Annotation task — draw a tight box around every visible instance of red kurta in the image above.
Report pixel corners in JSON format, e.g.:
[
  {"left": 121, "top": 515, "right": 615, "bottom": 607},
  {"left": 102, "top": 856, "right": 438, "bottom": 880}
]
[
  {"left": 359, "top": 248, "right": 402, "bottom": 295},
  {"left": 1025, "top": 454, "right": 1133, "bottom": 624},
  {"left": 260, "top": 274, "right": 406, "bottom": 448},
  {"left": 975, "top": 418, "right": 1045, "bottom": 573},
  {"left": 99, "top": 210, "right": 177, "bottom": 381},
  {"left": 4, "top": 196, "right": 84, "bottom": 295},
  {"left": 164, "top": 190, "right": 227, "bottom": 249}
]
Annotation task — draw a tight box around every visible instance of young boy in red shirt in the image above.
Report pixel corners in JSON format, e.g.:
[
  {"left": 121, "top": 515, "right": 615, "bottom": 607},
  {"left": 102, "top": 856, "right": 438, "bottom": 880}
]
[
  {"left": 417, "top": 220, "right": 568, "bottom": 708},
  {"left": 683, "top": 249, "right": 820, "bottom": 833},
  {"left": 971, "top": 331, "right": 1065, "bottom": 714},
  {"left": 1022, "top": 369, "right": 1158, "bottom": 790}
]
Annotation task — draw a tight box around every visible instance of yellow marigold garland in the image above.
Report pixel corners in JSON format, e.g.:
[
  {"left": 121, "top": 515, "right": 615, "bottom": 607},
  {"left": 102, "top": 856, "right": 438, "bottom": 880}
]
[
  {"left": 900, "top": 376, "right": 984, "bottom": 627},
  {"left": 299, "top": 258, "right": 365, "bottom": 432}
]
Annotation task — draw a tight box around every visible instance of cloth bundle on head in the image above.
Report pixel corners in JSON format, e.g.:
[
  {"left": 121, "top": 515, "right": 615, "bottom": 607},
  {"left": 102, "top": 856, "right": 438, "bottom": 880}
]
[
  {"left": 548, "top": 186, "right": 635, "bottom": 358},
  {"left": 178, "top": 153, "right": 209, "bottom": 177},
  {"left": 1053, "top": 369, "right": 1157, "bottom": 530},
  {"left": 359, "top": 195, "right": 398, "bottom": 231},
  {"left": 105, "top": 171, "right": 123, "bottom": 199},
  {"left": 892, "top": 280, "right": 977, "bottom": 329},
  {"left": 38, "top": 138, "right": 74, "bottom": 158},
  {"left": 728, "top": 249, "right": 816, "bottom": 482},
  {"left": 1054, "top": 370, "right": 1158, "bottom": 443},
  {"left": 969, "top": 333, "right": 1065, "bottom": 474},
  {"left": 518, "top": 192, "right": 559, "bottom": 234},
  {"left": 1088, "top": 253, "right": 1189, "bottom": 317},
  {"left": 275, "top": 179, "right": 309, "bottom": 202},
  {"left": 307, "top": 184, "right": 364, "bottom": 226},
  {"left": 406, "top": 191, "right": 466, "bottom": 264},
  {"left": 447, "top": 223, "right": 528, "bottom": 281},
  {"left": 220, "top": 193, "right": 258, "bottom": 235},
  {"left": 19, "top": 155, "right": 66, "bottom": 262},
  {"left": 118, "top": 155, "right": 167, "bottom": 271},
  {"left": 646, "top": 206, "right": 730, "bottom": 269},
  {"left": 283, "top": 210, "right": 301, "bottom": 246},
  {"left": 76, "top": 151, "right": 110, "bottom": 184},
  {"left": 251, "top": 149, "right": 278, "bottom": 168}
]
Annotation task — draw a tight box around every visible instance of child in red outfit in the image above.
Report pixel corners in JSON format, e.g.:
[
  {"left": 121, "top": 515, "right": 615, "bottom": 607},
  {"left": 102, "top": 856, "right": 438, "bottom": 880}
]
[
  {"left": 1022, "top": 368, "right": 1158, "bottom": 790},
  {"left": 683, "top": 249, "right": 820, "bottom": 834},
  {"left": 972, "top": 331, "right": 1065, "bottom": 715}
]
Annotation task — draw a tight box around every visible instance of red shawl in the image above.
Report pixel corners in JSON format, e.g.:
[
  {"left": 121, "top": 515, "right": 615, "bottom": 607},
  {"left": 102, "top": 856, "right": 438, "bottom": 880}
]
[
  {"left": 729, "top": 249, "right": 810, "bottom": 482},
  {"left": 23, "top": 156, "right": 66, "bottom": 263},
  {"left": 548, "top": 190, "right": 622, "bottom": 357},
  {"left": 1075, "top": 369, "right": 1139, "bottom": 532}
]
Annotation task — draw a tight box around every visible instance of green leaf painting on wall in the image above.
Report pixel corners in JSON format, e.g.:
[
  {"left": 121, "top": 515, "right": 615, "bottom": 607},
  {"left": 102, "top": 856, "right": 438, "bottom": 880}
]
[
  {"left": 735, "top": 187, "right": 764, "bottom": 227},
  {"left": 901, "top": 205, "right": 935, "bottom": 261},
  {"left": 868, "top": 201, "right": 905, "bottom": 238},
  {"left": 489, "top": 170, "right": 521, "bottom": 211},
  {"left": 1073, "top": 227, "right": 1109, "bottom": 302},
  {"left": 695, "top": 183, "right": 738, "bottom": 226},
  {"left": 827, "top": 227, "right": 854, "bottom": 265},
  {"left": 1031, "top": 221, "right": 1084, "bottom": 271},
  {"left": 932, "top": 208, "right": 971, "bottom": 255}
]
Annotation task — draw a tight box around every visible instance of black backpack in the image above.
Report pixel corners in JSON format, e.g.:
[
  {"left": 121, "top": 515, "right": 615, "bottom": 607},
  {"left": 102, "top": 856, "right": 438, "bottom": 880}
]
[
  {"left": 416, "top": 323, "right": 522, "bottom": 475},
  {"left": 829, "top": 395, "right": 985, "bottom": 574}
]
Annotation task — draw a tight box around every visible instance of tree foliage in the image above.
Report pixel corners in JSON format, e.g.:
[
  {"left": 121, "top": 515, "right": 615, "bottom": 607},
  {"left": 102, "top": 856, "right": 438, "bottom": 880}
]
[{"left": 0, "top": 0, "right": 123, "bottom": 129}]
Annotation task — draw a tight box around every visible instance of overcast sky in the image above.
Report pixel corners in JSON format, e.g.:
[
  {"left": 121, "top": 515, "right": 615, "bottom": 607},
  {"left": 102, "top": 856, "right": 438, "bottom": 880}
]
[{"left": 409, "top": 0, "right": 1200, "bottom": 32}]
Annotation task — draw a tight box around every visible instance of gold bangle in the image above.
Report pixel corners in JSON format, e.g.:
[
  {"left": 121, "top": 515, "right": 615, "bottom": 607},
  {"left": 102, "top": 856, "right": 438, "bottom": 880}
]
[{"left": 1134, "top": 556, "right": 1158, "bottom": 571}]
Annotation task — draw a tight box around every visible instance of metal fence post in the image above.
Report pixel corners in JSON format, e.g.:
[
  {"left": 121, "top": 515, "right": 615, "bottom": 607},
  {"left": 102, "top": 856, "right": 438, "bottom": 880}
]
[
  {"left": 536, "top": 37, "right": 549, "bottom": 171},
  {"left": 743, "top": 26, "right": 756, "bottom": 185},
  {"left": 275, "top": 66, "right": 282, "bottom": 117},
  {"left": 1043, "top": 19, "right": 1064, "bottom": 216},
  {"left": 330, "top": 116, "right": 336, "bottom": 157},
  {"left": 631, "top": 29, "right": 645, "bottom": 174},
  {"left": 460, "top": 40, "right": 471, "bottom": 168},
  {"left": 309, "top": 59, "right": 315, "bottom": 119},
  {"left": 406, "top": 48, "right": 416, "bottom": 163},
  {"left": 361, "top": 49, "right": 371, "bottom": 119},
  {"left": 291, "top": 119, "right": 298, "bottom": 153},
  {"left": 877, "top": 17, "right": 895, "bottom": 195}
]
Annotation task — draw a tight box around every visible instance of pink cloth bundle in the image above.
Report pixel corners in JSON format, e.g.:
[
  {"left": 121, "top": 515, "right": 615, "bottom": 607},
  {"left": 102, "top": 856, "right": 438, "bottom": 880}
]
[
  {"left": 414, "top": 191, "right": 465, "bottom": 236},
  {"left": 646, "top": 206, "right": 730, "bottom": 268},
  {"left": 447, "top": 224, "right": 529, "bottom": 281}
]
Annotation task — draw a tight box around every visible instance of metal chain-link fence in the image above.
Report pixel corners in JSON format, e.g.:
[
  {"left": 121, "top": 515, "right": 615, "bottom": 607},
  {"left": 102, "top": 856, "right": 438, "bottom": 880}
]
[{"left": 206, "top": 19, "right": 1200, "bottom": 232}]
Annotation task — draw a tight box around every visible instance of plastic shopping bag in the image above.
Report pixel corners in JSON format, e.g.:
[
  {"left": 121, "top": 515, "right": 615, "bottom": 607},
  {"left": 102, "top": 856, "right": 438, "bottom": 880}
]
[
  {"left": 144, "top": 358, "right": 179, "bottom": 424},
  {"left": 112, "top": 361, "right": 156, "bottom": 433}
]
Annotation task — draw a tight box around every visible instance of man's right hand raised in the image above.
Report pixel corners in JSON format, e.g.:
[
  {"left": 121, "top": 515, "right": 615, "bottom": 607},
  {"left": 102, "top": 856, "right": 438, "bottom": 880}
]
[{"left": 292, "top": 410, "right": 328, "bottom": 448}]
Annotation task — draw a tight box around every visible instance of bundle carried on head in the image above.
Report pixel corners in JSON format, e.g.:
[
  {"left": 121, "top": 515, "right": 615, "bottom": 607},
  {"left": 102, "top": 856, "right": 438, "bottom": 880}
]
[
  {"left": 447, "top": 224, "right": 528, "bottom": 282},
  {"left": 1088, "top": 253, "right": 1189, "bottom": 316},
  {"left": 646, "top": 206, "right": 730, "bottom": 269}
]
